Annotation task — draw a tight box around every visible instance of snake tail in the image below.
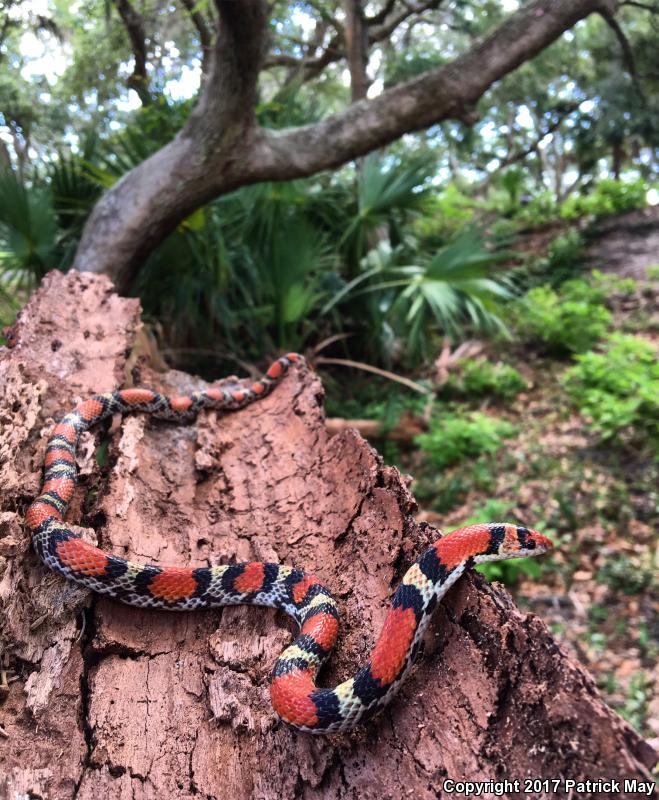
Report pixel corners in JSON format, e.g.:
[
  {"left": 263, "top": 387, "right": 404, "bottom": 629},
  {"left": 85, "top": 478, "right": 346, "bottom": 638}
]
[{"left": 25, "top": 352, "right": 553, "bottom": 732}]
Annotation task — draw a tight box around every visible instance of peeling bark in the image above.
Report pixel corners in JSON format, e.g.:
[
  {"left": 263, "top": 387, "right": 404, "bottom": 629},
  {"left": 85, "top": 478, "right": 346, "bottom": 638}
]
[{"left": 0, "top": 272, "right": 656, "bottom": 799}]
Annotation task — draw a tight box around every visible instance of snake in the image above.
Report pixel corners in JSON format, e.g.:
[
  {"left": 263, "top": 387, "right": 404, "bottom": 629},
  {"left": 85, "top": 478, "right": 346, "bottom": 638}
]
[{"left": 25, "top": 352, "right": 553, "bottom": 733}]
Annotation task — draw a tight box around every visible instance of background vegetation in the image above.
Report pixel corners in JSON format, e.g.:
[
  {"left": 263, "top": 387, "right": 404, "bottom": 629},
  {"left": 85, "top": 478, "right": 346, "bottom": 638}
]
[{"left": 1, "top": 0, "right": 658, "bottom": 746}]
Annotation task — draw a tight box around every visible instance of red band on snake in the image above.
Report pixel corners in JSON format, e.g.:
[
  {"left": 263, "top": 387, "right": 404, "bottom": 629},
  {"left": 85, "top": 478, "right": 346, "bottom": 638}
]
[{"left": 26, "top": 353, "right": 552, "bottom": 733}]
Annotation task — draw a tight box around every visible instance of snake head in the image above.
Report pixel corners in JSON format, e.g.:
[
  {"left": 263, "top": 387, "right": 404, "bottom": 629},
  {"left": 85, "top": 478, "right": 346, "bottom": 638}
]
[{"left": 500, "top": 524, "right": 553, "bottom": 558}]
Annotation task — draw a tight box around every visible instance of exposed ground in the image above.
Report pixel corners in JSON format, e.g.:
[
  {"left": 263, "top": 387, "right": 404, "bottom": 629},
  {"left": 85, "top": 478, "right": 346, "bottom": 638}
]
[
  {"left": 0, "top": 270, "right": 656, "bottom": 799},
  {"left": 334, "top": 212, "right": 659, "bottom": 764}
]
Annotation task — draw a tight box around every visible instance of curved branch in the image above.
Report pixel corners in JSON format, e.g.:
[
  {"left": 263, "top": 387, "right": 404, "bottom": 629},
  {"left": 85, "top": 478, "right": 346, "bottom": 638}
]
[
  {"left": 366, "top": 0, "right": 397, "bottom": 26},
  {"left": 254, "top": 0, "right": 618, "bottom": 180},
  {"left": 113, "top": 0, "right": 152, "bottom": 106},
  {"left": 620, "top": 0, "right": 659, "bottom": 9},
  {"left": 599, "top": 8, "right": 645, "bottom": 99},
  {"left": 264, "top": 0, "right": 443, "bottom": 82},
  {"left": 180, "top": 0, "right": 214, "bottom": 74},
  {"left": 73, "top": 0, "right": 619, "bottom": 285},
  {"left": 369, "top": 0, "right": 443, "bottom": 41}
]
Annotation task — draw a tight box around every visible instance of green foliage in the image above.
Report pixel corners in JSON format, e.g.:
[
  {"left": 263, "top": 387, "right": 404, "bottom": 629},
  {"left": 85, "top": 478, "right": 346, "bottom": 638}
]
[
  {"left": 619, "top": 673, "right": 654, "bottom": 735},
  {"left": 0, "top": 168, "right": 58, "bottom": 281},
  {"left": 589, "top": 268, "right": 637, "bottom": 296},
  {"left": 342, "top": 153, "right": 431, "bottom": 273},
  {"left": 324, "top": 225, "right": 514, "bottom": 368},
  {"left": 515, "top": 192, "right": 560, "bottom": 227},
  {"left": 596, "top": 552, "right": 657, "bottom": 595},
  {"left": 560, "top": 178, "right": 648, "bottom": 221},
  {"left": 136, "top": 179, "right": 339, "bottom": 359},
  {"left": 544, "top": 230, "right": 585, "bottom": 284},
  {"left": 563, "top": 334, "right": 659, "bottom": 455},
  {"left": 443, "top": 359, "right": 528, "bottom": 402},
  {"left": 411, "top": 184, "right": 476, "bottom": 242},
  {"left": 324, "top": 374, "right": 427, "bottom": 426},
  {"left": 498, "top": 167, "right": 527, "bottom": 215},
  {"left": 515, "top": 278, "right": 611, "bottom": 355},
  {"left": 362, "top": 395, "right": 427, "bottom": 432},
  {"left": 416, "top": 410, "right": 516, "bottom": 470},
  {"left": 522, "top": 229, "right": 586, "bottom": 288},
  {"left": 646, "top": 264, "right": 659, "bottom": 281},
  {"left": 385, "top": 227, "right": 513, "bottom": 362}
]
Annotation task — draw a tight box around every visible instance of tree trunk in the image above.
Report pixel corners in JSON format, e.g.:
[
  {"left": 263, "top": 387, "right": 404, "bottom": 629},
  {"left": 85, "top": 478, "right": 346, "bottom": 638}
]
[
  {"left": 0, "top": 271, "right": 656, "bottom": 799},
  {"left": 343, "top": 0, "right": 371, "bottom": 102},
  {"left": 612, "top": 139, "right": 625, "bottom": 180},
  {"left": 71, "top": 0, "right": 619, "bottom": 291}
]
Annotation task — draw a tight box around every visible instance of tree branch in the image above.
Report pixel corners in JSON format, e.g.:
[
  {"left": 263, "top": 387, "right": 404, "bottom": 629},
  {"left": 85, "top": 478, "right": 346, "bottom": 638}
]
[
  {"left": 369, "top": 0, "right": 443, "bottom": 42},
  {"left": 264, "top": 0, "right": 442, "bottom": 83},
  {"left": 366, "top": 0, "right": 397, "bottom": 26},
  {"left": 73, "top": 0, "right": 619, "bottom": 285},
  {"left": 188, "top": 0, "right": 268, "bottom": 132},
  {"left": 113, "top": 0, "right": 152, "bottom": 106},
  {"left": 476, "top": 102, "right": 581, "bottom": 186},
  {"left": 180, "top": 0, "right": 214, "bottom": 74},
  {"left": 620, "top": 0, "right": 659, "bottom": 10},
  {"left": 343, "top": 0, "right": 371, "bottom": 101},
  {"left": 254, "top": 0, "right": 619, "bottom": 180},
  {"left": 599, "top": 8, "right": 645, "bottom": 99}
]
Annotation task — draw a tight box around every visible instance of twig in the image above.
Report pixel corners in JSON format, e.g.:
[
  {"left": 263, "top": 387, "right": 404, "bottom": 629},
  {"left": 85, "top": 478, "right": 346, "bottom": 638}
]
[
  {"left": 620, "top": 1, "right": 659, "bottom": 10},
  {"left": 315, "top": 357, "right": 430, "bottom": 394},
  {"left": 599, "top": 9, "right": 645, "bottom": 99},
  {"left": 312, "top": 333, "right": 353, "bottom": 354}
]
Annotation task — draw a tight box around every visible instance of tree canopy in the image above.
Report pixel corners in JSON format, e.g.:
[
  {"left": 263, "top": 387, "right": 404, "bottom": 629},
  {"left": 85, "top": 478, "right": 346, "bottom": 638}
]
[{"left": 1, "top": 0, "right": 657, "bottom": 286}]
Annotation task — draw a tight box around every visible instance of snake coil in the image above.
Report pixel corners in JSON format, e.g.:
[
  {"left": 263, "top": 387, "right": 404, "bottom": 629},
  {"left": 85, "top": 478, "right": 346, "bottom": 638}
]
[{"left": 26, "top": 353, "right": 552, "bottom": 733}]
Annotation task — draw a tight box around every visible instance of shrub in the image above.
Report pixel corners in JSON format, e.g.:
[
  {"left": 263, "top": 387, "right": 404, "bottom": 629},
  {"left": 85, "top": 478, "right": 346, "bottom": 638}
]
[
  {"left": 544, "top": 230, "right": 585, "bottom": 284},
  {"left": 515, "top": 278, "right": 611, "bottom": 355},
  {"left": 443, "top": 359, "right": 528, "bottom": 402},
  {"left": 619, "top": 672, "right": 653, "bottom": 735},
  {"left": 416, "top": 411, "right": 516, "bottom": 469},
  {"left": 562, "top": 334, "right": 659, "bottom": 455},
  {"left": 520, "top": 229, "right": 586, "bottom": 288},
  {"left": 646, "top": 264, "right": 659, "bottom": 282},
  {"left": 596, "top": 553, "right": 657, "bottom": 595},
  {"left": 516, "top": 191, "right": 560, "bottom": 227},
  {"left": 560, "top": 178, "right": 647, "bottom": 221},
  {"left": 590, "top": 269, "right": 637, "bottom": 296},
  {"left": 412, "top": 183, "right": 476, "bottom": 242}
]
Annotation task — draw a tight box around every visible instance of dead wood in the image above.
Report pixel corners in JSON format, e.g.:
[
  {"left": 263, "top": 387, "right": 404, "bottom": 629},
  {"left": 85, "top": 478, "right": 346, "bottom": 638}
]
[
  {"left": 325, "top": 413, "right": 427, "bottom": 442},
  {"left": 0, "top": 271, "right": 656, "bottom": 799}
]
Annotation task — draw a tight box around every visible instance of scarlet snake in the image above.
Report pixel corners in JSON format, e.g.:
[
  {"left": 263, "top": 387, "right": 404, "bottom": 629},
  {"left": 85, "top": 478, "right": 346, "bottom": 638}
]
[{"left": 26, "top": 352, "right": 552, "bottom": 733}]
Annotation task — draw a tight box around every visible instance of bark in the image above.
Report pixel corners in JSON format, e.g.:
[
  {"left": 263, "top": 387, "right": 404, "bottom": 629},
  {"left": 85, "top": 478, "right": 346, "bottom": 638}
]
[
  {"left": 180, "top": 0, "right": 214, "bottom": 75},
  {"left": 72, "top": 0, "right": 620, "bottom": 290},
  {"left": 0, "top": 271, "right": 656, "bottom": 799},
  {"left": 342, "top": 0, "right": 371, "bottom": 102},
  {"left": 113, "top": 0, "right": 152, "bottom": 106}
]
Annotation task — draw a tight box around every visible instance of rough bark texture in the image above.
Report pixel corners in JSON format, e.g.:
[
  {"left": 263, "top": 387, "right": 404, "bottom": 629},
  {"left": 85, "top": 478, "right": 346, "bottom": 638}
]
[
  {"left": 0, "top": 271, "right": 656, "bottom": 800},
  {"left": 72, "top": 0, "right": 620, "bottom": 288}
]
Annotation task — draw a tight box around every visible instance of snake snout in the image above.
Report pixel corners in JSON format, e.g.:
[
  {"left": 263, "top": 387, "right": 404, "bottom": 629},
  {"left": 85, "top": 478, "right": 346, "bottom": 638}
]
[{"left": 517, "top": 526, "right": 553, "bottom": 555}]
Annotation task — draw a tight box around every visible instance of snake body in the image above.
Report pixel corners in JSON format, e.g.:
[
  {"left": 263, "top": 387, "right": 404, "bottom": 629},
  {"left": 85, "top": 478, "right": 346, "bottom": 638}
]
[{"left": 26, "top": 353, "right": 552, "bottom": 733}]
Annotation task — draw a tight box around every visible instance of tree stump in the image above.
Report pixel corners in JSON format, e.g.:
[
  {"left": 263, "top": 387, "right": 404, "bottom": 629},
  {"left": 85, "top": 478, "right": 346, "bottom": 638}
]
[{"left": 0, "top": 271, "right": 656, "bottom": 799}]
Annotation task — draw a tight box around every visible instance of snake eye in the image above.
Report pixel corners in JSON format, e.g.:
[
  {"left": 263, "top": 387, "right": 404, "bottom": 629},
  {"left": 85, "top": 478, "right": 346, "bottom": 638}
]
[{"left": 526, "top": 529, "right": 553, "bottom": 553}]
